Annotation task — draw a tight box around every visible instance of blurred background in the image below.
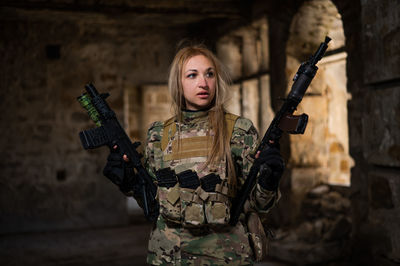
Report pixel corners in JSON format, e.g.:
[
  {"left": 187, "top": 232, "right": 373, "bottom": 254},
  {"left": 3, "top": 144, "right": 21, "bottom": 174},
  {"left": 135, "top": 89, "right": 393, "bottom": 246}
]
[{"left": 0, "top": 0, "right": 399, "bottom": 265}]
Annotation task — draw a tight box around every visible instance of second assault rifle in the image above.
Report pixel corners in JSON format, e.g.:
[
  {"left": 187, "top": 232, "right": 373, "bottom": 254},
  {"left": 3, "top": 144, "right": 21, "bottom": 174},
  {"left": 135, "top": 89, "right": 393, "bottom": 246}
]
[
  {"left": 230, "top": 36, "right": 331, "bottom": 225},
  {"left": 77, "top": 84, "right": 159, "bottom": 222}
]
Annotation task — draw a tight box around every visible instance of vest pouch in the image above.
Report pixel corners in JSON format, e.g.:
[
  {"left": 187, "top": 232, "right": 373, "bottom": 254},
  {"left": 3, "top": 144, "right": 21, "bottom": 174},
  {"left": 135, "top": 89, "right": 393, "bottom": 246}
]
[
  {"left": 204, "top": 192, "right": 231, "bottom": 226},
  {"left": 157, "top": 184, "right": 181, "bottom": 224},
  {"left": 247, "top": 212, "right": 269, "bottom": 262},
  {"left": 180, "top": 187, "right": 205, "bottom": 227}
]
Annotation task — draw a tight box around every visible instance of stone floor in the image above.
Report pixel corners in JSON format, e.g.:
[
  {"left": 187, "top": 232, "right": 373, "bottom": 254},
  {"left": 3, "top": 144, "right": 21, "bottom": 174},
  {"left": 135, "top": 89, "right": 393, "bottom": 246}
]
[
  {"left": 0, "top": 222, "right": 288, "bottom": 266},
  {"left": 0, "top": 224, "right": 152, "bottom": 266}
]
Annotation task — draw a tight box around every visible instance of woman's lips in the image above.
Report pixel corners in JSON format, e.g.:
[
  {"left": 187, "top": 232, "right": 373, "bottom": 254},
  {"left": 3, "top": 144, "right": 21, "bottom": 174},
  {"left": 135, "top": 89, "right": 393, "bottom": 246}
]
[{"left": 197, "top": 91, "right": 209, "bottom": 99}]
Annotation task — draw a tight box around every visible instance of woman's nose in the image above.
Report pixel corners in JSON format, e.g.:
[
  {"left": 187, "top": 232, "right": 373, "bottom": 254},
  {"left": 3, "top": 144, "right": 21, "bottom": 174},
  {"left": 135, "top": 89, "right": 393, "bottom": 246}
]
[{"left": 198, "top": 75, "right": 208, "bottom": 88}]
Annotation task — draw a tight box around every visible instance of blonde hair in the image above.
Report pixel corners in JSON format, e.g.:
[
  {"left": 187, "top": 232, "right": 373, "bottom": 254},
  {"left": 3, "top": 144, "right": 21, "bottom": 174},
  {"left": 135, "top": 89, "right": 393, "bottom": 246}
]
[{"left": 168, "top": 44, "right": 236, "bottom": 183}]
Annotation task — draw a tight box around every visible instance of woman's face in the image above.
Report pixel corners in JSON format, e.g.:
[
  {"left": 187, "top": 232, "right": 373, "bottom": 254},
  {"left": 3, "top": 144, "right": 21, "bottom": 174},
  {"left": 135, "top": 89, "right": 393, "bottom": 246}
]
[{"left": 181, "top": 54, "right": 216, "bottom": 111}]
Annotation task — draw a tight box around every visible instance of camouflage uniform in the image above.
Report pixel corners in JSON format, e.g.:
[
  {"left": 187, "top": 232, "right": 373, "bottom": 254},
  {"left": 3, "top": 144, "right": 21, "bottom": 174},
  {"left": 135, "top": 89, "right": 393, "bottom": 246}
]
[{"left": 143, "top": 110, "right": 278, "bottom": 265}]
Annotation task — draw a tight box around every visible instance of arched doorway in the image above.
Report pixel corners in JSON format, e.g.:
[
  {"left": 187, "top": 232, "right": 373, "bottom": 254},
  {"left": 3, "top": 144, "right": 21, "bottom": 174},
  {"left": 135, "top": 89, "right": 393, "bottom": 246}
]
[
  {"left": 286, "top": 0, "right": 353, "bottom": 195},
  {"left": 265, "top": 1, "right": 355, "bottom": 263}
]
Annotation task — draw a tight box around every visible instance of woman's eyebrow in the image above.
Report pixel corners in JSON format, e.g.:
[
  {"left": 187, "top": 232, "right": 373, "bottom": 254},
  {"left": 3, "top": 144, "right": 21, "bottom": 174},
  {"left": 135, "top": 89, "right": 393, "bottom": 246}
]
[
  {"left": 184, "top": 67, "right": 214, "bottom": 73},
  {"left": 185, "top": 69, "right": 198, "bottom": 73}
]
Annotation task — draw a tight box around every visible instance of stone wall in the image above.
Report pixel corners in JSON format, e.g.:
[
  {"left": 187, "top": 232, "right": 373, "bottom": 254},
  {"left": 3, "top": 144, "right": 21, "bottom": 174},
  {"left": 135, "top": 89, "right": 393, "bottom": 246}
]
[
  {"left": 216, "top": 17, "right": 274, "bottom": 132},
  {"left": 359, "top": 0, "right": 400, "bottom": 263},
  {"left": 0, "top": 7, "right": 178, "bottom": 233}
]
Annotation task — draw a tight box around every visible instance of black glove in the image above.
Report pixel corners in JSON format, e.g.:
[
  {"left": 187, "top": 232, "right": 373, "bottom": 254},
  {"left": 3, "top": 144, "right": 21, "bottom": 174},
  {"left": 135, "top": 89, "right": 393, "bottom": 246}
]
[
  {"left": 257, "top": 146, "right": 285, "bottom": 191},
  {"left": 103, "top": 146, "right": 135, "bottom": 193}
]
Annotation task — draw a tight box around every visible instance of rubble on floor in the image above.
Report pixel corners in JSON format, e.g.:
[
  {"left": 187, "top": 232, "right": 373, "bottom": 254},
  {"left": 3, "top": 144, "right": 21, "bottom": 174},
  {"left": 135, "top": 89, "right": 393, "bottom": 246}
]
[{"left": 267, "top": 185, "right": 352, "bottom": 265}]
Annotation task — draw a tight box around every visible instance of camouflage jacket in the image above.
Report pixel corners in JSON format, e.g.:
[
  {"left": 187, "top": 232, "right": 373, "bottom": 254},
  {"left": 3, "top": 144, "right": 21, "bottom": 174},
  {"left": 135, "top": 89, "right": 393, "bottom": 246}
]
[{"left": 143, "top": 110, "right": 278, "bottom": 265}]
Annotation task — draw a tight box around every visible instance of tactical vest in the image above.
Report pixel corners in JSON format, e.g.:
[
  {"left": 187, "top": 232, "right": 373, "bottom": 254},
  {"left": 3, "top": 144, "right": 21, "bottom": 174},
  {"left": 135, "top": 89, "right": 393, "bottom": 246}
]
[{"left": 155, "top": 113, "right": 239, "bottom": 228}]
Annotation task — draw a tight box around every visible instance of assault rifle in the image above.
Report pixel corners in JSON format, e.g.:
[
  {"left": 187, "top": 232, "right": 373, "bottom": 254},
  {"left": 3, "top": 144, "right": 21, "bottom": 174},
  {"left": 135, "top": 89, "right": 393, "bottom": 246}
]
[
  {"left": 77, "top": 83, "right": 159, "bottom": 222},
  {"left": 230, "top": 36, "right": 331, "bottom": 225}
]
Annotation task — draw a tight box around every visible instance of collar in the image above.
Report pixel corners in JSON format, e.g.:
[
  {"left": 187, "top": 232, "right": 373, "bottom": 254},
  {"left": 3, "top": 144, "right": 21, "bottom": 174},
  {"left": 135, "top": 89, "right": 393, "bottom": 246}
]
[{"left": 180, "top": 109, "right": 209, "bottom": 124}]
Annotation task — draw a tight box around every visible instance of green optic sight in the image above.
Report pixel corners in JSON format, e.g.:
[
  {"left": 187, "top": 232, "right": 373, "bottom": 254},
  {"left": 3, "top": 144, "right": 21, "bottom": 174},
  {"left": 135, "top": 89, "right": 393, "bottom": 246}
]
[{"left": 77, "top": 93, "right": 102, "bottom": 127}]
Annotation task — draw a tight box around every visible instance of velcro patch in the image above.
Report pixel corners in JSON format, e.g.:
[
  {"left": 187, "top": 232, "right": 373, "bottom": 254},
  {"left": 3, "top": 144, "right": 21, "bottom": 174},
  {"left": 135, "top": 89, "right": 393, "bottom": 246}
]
[
  {"left": 234, "top": 117, "right": 253, "bottom": 132},
  {"left": 164, "top": 136, "right": 213, "bottom": 161}
]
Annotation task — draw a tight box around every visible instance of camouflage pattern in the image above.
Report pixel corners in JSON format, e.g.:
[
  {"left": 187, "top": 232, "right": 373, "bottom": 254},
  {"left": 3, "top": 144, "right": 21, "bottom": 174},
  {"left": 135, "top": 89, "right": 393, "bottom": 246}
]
[{"left": 143, "top": 110, "right": 279, "bottom": 265}]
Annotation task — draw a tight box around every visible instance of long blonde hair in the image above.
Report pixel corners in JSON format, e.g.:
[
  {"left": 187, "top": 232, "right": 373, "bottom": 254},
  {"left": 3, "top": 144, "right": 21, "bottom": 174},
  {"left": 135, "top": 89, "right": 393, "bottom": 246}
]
[{"left": 168, "top": 44, "right": 236, "bottom": 183}]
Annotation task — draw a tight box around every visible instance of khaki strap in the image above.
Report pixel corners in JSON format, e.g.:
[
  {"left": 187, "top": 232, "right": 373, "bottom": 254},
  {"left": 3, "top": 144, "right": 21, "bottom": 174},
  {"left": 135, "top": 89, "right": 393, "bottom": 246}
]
[
  {"left": 224, "top": 113, "right": 239, "bottom": 139},
  {"left": 161, "top": 117, "right": 177, "bottom": 151},
  {"left": 215, "top": 180, "right": 236, "bottom": 198},
  {"left": 208, "top": 193, "right": 229, "bottom": 202},
  {"left": 222, "top": 113, "right": 239, "bottom": 196}
]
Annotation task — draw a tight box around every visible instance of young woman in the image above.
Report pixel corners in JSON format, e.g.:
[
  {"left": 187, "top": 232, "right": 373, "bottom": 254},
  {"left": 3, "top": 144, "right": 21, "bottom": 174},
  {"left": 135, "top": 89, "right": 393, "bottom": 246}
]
[{"left": 103, "top": 45, "right": 284, "bottom": 265}]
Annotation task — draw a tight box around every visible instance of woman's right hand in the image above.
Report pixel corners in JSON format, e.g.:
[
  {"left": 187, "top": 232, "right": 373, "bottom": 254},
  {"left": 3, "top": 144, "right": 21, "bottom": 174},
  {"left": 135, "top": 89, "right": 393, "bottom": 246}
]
[
  {"left": 119, "top": 146, "right": 130, "bottom": 163},
  {"left": 103, "top": 145, "right": 124, "bottom": 186},
  {"left": 103, "top": 145, "right": 132, "bottom": 190}
]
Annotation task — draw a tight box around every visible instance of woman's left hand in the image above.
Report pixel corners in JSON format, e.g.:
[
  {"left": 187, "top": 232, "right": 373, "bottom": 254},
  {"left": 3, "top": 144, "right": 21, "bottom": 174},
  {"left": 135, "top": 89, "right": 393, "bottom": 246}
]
[{"left": 256, "top": 146, "right": 285, "bottom": 191}]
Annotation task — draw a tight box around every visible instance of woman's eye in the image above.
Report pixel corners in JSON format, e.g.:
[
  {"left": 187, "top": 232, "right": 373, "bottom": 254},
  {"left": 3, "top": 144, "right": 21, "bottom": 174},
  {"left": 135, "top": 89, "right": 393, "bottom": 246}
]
[
  {"left": 187, "top": 73, "right": 196, "bottom": 78},
  {"left": 206, "top": 71, "right": 215, "bottom": 78}
]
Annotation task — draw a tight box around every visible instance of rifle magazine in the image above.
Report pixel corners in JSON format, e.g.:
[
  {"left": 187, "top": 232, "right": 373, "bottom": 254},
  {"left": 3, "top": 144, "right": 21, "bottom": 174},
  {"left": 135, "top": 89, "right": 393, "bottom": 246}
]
[{"left": 79, "top": 126, "right": 108, "bottom": 149}]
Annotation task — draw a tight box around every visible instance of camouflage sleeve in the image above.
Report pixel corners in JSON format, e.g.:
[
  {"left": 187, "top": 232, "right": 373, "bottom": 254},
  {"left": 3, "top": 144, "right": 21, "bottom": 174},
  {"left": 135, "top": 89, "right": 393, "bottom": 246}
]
[
  {"left": 230, "top": 117, "right": 279, "bottom": 214},
  {"left": 144, "top": 121, "right": 164, "bottom": 182},
  {"left": 128, "top": 121, "right": 163, "bottom": 210}
]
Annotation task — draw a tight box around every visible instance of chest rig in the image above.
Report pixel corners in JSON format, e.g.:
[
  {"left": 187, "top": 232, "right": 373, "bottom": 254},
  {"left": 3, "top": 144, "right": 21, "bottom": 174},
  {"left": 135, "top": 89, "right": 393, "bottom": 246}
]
[{"left": 154, "top": 112, "right": 239, "bottom": 228}]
